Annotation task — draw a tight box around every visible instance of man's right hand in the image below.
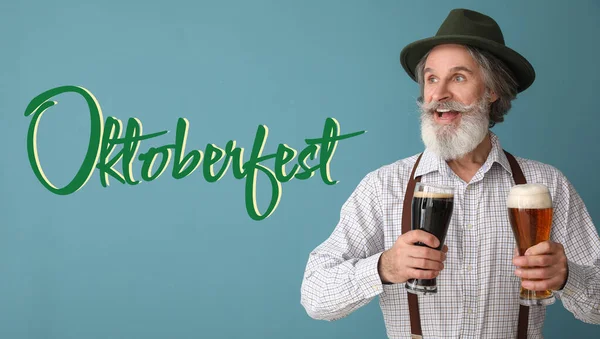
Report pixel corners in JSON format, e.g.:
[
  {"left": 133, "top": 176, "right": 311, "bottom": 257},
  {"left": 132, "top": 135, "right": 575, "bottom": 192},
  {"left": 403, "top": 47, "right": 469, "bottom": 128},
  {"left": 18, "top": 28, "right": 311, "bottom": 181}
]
[{"left": 377, "top": 230, "right": 448, "bottom": 284}]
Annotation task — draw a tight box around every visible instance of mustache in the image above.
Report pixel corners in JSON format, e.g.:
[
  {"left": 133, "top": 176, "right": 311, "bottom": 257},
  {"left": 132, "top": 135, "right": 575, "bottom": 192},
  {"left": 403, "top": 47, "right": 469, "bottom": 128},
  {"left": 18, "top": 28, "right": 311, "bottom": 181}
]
[{"left": 418, "top": 100, "right": 477, "bottom": 114}]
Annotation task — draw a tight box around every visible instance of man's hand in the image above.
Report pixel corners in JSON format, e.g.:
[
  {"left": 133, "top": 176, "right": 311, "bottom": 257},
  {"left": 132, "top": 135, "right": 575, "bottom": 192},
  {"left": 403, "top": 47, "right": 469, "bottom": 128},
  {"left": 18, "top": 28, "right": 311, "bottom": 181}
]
[
  {"left": 378, "top": 230, "right": 448, "bottom": 284},
  {"left": 512, "top": 241, "right": 569, "bottom": 291}
]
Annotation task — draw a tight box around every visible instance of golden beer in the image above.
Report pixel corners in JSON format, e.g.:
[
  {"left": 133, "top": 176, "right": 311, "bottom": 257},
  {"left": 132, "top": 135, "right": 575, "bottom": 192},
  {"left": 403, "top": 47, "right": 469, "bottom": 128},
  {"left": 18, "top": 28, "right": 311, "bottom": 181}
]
[{"left": 507, "top": 183, "right": 556, "bottom": 306}]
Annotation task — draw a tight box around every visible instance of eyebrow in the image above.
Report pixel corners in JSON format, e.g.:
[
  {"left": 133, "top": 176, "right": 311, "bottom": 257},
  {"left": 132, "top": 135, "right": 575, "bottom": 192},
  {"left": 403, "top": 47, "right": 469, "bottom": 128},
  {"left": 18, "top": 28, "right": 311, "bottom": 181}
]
[{"left": 424, "top": 66, "right": 474, "bottom": 75}]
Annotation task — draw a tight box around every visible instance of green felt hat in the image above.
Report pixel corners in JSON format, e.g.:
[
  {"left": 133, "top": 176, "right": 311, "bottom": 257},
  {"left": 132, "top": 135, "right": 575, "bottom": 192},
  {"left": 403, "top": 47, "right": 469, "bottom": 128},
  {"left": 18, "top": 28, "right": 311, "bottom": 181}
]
[{"left": 400, "top": 8, "right": 535, "bottom": 93}]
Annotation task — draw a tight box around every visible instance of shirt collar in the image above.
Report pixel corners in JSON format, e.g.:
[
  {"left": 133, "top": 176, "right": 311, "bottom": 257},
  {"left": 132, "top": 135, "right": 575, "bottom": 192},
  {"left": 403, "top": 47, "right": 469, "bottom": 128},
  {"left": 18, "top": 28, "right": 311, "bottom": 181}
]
[
  {"left": 486, "top": 132, "right": 512, "bottom": 175},
  {"left": 414, "top": 132, "right": 513, "bottom": 178}
]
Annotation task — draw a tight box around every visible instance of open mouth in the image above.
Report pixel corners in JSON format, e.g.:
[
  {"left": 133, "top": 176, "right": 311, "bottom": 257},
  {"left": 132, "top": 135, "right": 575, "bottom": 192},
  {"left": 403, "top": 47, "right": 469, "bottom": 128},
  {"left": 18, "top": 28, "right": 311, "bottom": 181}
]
[{"left": 435, "top": 108, "right": 460, "bottom": 121}]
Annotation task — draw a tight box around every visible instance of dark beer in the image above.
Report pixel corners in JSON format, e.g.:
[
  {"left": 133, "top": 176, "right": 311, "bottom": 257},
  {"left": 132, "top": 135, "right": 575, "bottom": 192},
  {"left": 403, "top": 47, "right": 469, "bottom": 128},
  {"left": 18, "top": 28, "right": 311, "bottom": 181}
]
[
  {"left": 407, "top": 191, "right": 454, "bottom": 290},
  {"left": 507, "top": 183, "right": 555, "bottom": 305}
]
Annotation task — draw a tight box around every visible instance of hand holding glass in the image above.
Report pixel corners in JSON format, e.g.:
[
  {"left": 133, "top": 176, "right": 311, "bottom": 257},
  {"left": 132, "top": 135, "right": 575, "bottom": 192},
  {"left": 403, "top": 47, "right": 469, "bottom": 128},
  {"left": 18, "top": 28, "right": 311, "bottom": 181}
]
[
  {"left": 405, "top": 182, "right": 454, "bottom": 295},
  {"left": 507, "top": 183, "right": 556, "bottom": 306}
]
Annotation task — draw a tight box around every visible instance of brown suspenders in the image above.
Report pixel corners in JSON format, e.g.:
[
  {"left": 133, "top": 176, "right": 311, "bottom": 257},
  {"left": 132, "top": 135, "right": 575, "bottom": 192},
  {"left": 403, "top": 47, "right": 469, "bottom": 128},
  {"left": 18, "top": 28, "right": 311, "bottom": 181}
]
[
  {"left": 403, "top": 153, "right": 424, "bottom": 338},
  {"left": 505, "top": 151, "right": 530, "bottom": 339},
  {"left": 402, "top": 150, "right": 529, "bottom": 339}
]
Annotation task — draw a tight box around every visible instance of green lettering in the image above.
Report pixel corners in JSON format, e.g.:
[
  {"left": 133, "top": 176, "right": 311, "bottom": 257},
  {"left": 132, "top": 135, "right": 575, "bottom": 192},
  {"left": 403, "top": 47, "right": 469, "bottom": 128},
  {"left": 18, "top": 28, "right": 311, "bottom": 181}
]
[
  {"left": 227, "top": 140, "right": 246, "bottom": 179},
  {"left": 305, "top": 117, "right": 366, "bottom": 185},
  {"left": 274, "top": 144, "right": 299, "bottom": 182},
  {"left": 24, "top": 86, "right": 103, "bottom": 195},
  {"left": 97, "top": 117, "right": 168, "bottom": 186},
  {"left": 172, "top": 118, "right": 203, "bottom": 179},
  {"left": 97, "top": 116, "right": 125, "bottom": 186},
  {"left": 122, "top": 118, "right": 144, "bottom": 185},
  {"left": 139, "top": 146, "right": 173, "bottom": 181},
  {"left": 295, "top": 144, "right": 320, "bottom": 180},
  {"left": 243, "top": 125, "right": 279, "bottom": 221},
  {"left": 204, "top": 144, "right": 229, "bottom": 182}
]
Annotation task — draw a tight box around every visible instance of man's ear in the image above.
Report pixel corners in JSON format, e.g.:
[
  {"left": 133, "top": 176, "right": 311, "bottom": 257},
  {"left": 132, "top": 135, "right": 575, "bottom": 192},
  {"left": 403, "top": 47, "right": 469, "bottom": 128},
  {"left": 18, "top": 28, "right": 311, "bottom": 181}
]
[{"left": 489, "top": 89, "right": 499, "bottom": 103}]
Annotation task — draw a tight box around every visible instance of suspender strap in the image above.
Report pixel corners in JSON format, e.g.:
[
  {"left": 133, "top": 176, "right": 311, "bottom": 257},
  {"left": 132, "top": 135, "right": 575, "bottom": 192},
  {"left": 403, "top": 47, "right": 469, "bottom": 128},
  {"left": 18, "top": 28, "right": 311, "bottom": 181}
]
[
  {"left": 403, "top": 153, "right": 423, "bottom": 338},
  {"left": 504, "top": 150, "right": 530, "bottom": 339},
  {"left": 402, "top": 151, "right": 529, "bottom": 339},
  {"left": 504, "top": 150, "right": 526, "bottom": 183}
]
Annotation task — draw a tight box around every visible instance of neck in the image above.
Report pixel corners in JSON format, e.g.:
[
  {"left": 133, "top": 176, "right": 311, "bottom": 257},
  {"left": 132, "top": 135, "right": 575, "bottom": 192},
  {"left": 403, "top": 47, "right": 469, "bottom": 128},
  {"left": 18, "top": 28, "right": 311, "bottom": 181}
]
[{"left": 446, "top": 133, "right": 492, "bottom": 182}]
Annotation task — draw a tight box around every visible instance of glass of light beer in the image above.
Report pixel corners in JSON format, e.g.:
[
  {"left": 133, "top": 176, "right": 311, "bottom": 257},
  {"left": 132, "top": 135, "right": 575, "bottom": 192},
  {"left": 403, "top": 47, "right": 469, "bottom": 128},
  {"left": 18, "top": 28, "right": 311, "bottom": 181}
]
[
  {"left": 507, "top": 183, "right": 556, "bottom": 306},
  {"left": 405, "top": 182, "right": 454, "bottom": 295}
]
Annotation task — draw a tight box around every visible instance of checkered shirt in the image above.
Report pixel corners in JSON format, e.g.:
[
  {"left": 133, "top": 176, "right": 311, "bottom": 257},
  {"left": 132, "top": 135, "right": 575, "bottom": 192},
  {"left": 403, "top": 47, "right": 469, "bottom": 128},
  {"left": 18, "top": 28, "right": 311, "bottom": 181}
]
[{"left": 300, "top": 133, "right": 600, "bottom": 338}]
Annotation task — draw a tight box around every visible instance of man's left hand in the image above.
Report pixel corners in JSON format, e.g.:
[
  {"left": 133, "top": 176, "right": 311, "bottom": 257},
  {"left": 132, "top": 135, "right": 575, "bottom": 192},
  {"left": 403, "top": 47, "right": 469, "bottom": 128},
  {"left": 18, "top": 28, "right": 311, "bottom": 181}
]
[{"left": 512, "top": 241, "right": 569, "bottom": 291}]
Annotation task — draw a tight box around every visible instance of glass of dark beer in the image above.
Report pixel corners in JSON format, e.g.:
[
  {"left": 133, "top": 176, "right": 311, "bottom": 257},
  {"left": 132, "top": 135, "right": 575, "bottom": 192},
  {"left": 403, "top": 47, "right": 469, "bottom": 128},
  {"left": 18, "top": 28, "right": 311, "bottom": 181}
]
[
  {"left": 507, "top": 183, "right": 556, "bottom": 306},
  {"left": 405, "top": 182, "right": 454, "bottom": 295}
]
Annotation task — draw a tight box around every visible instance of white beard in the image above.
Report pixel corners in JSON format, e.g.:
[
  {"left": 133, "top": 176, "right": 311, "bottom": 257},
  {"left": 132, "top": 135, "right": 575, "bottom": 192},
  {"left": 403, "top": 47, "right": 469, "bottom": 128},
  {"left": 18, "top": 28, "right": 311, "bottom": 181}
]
[{"left": 419, "top": 94, "right": 491, "bottom": 160}]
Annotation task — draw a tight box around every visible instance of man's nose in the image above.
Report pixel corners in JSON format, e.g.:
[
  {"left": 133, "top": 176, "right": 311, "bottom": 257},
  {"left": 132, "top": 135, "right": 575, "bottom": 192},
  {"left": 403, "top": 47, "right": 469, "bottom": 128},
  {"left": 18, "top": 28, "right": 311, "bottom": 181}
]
[{"left": 430, "top": 81, "right": 452, "bottom": 102}]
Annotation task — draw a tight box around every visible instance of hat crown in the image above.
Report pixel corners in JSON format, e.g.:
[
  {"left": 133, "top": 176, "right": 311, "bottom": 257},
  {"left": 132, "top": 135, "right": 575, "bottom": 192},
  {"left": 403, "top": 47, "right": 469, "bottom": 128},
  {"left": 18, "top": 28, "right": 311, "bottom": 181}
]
[
  {"left": 399, "top": 8, "right": 535, "bottom": 93},
  {"left": 436, "top": 9, "right": 505, "bottom": 45}
]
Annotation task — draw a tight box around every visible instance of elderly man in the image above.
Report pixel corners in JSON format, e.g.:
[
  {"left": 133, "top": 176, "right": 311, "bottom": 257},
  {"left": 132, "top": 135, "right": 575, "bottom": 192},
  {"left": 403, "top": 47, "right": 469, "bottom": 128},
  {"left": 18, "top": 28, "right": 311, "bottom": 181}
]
[{"left": 300, "top": 8, "right": 600, "bottom": 339}]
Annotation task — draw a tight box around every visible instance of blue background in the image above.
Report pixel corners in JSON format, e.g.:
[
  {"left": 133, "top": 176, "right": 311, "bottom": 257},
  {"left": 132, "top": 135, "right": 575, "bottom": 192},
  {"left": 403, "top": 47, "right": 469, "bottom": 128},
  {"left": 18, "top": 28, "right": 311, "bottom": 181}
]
[{"left": 1, "top": 0, "right": 599, "bottom": 338}]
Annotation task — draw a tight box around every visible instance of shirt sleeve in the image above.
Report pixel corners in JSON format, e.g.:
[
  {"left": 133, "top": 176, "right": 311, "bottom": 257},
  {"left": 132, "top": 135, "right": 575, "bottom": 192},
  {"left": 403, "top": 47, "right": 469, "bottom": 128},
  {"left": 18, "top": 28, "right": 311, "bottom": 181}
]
[
  {"left": 300, "top": 172, "right": 387, "bottom": 321},
  {"left": 551, "top": 173, "right": 600, "bottom": 324}
]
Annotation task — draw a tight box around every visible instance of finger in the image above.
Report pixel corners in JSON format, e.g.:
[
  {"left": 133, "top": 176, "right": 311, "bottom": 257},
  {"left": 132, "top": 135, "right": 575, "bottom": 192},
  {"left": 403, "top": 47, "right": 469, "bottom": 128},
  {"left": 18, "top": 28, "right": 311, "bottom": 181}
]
[
  {"left": 407, "top": 257, "right": 444, "bottom": 271},
  {"left": 513, "top": 254, "right": 557, "bottom": 268},
  {"left": 410, "top": 246, "right": 445, "bottom": 262},
  {"left": 403, "top": 230, "right": 440, "bottom": 248},
  {"left": 523, "top": 241, "right": 555, "bottom": 256},
  {"left": 515, "top": 266, "right": 559, "bottom": 280},
  {"left": 521, "top": 276, "right": 563, "bottom": 291},
  {"left": 407, "top": 268, "right": 440, "bottom": 280},
  {"left": 442, "top": 245, "right": 449, "bottom": 253},
  {"left": 513, "top": 247, "right": 519, "bottom": 258}
]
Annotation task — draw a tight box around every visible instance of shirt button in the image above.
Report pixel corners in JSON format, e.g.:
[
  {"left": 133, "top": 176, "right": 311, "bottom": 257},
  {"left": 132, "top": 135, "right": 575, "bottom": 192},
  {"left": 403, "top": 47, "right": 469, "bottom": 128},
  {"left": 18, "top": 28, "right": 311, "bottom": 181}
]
[
  {"left": 467, "top": 265, "right": 473, "bottom": 272},
  {"left": 467, "top": 308, "right": 473, "bottom": 314},
  {"left": 467, "top": 224, "right": 473, "bottom": 230}
]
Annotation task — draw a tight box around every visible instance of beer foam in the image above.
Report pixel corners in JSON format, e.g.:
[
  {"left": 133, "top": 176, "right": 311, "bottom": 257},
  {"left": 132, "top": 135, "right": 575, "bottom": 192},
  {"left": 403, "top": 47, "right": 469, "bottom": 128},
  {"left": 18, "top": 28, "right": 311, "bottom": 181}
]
[
  {"left": 414, "top": 191, "right": 453, "bottom": 199},
  {"left": 507, "top": 184, "right": 552, "bottom": 209}
]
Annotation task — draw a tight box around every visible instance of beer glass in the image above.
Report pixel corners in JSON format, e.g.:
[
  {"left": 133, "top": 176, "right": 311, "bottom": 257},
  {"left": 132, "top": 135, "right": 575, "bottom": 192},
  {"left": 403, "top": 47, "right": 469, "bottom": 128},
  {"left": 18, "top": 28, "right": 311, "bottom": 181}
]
[
  {"left": 405, "top": 182, "right": 454, "bottom": 295},
  {"left": 507, "top": 183, "right": 556, "bottom": 306}
]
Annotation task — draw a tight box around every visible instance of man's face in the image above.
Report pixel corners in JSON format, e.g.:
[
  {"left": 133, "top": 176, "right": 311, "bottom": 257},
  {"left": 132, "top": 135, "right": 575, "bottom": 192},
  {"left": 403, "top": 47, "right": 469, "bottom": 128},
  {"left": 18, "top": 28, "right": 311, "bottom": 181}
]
[
  {"left": 419, "top": 44, "right": 495, "bottom": 160},
  {"left": 423, "top": 44, "right": 489, "bottom": 119}
]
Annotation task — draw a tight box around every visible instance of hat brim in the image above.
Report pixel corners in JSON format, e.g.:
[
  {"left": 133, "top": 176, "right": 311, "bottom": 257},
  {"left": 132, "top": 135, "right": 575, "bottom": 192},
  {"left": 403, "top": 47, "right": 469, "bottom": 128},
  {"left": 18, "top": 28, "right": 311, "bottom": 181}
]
[{"left": 400, "top": 35, "right": 535, "bottom": 93}]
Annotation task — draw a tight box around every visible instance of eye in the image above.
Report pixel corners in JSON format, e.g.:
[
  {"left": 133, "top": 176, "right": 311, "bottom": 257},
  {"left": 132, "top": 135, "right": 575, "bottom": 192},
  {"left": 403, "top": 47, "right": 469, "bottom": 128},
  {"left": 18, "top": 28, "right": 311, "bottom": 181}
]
[
  {"left": 455, "top": 75, "right": 466, "bottom": 82},
  {"left": 427, "top": 76, "right": 438, "bottom": 84}
]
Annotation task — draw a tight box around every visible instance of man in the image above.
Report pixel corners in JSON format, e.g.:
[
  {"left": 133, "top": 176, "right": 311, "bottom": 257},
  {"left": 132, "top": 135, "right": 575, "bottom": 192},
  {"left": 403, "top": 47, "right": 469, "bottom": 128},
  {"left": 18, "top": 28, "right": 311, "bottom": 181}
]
[{"left": 300, "top": 8, "right": 600, "bottom": 339}]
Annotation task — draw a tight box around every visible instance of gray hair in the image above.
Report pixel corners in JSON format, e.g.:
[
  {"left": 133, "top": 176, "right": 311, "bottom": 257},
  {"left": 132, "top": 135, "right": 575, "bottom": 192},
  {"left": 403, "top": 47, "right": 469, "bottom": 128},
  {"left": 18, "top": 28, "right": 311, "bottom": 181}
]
[{"left": 415, "top": 45, "right": 519, "bottom": 128}]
